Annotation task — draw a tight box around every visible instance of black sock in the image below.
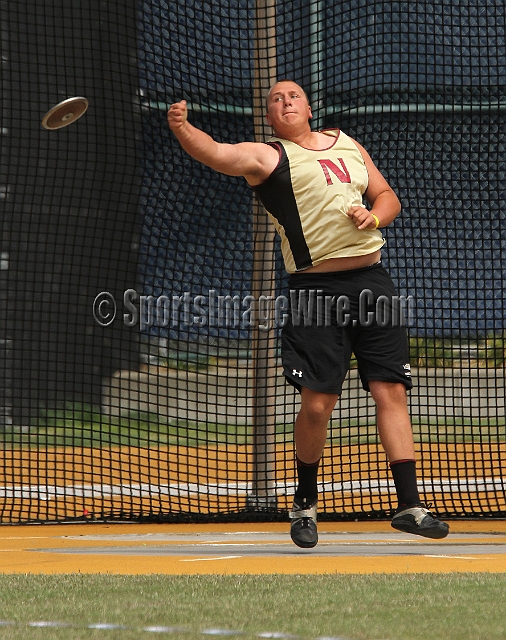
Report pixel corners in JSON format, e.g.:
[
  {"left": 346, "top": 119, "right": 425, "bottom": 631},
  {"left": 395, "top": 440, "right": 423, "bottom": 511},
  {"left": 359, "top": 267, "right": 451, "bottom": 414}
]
[
  {"left": 390, "top": 459, "right": 421, "bottom": 509},
  {"left": 294, "top": 456, "right": 320, "bottom": 505}
]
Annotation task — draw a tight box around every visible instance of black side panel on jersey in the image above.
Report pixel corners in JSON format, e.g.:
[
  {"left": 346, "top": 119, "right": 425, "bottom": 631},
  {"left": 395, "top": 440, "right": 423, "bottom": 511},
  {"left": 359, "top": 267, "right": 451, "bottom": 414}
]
[{"left": 253, "top": 142, "right": 312, "bottom": 271}]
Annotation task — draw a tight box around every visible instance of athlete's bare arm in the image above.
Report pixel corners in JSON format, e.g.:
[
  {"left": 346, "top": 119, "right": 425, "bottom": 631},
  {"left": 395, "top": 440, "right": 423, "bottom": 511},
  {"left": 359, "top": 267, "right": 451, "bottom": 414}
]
[
  {"left": 167, "top": 100, "right": 279, "bottom": 186},
  {"left": 347, "top": 138, "right": 401, "bottom": 230}
]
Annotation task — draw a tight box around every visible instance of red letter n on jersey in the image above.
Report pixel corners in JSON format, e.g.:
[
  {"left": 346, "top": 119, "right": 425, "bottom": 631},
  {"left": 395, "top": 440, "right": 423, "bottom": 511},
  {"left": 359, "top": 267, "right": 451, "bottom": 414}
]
[{"left": 318, "top": 158, "right": 351, "bottom": 185}]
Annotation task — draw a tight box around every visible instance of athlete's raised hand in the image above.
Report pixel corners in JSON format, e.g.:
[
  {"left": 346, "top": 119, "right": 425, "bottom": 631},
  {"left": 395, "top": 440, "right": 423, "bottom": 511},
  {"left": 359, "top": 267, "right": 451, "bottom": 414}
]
[{"left": 167, "top": 100, "right": 188, "bottom": 132}]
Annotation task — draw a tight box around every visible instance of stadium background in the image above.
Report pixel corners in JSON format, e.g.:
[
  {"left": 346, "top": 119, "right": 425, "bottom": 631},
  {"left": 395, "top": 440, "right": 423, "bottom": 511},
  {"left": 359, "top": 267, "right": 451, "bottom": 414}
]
[{"left": 0, "top": 0, "right": 505, "bottom": 523}]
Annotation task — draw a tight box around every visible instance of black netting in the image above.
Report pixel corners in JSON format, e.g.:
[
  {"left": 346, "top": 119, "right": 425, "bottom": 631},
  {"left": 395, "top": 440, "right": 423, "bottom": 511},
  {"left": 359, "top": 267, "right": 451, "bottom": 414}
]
[{"left": 1, "top": 0, "right": 505, "bottom": 523}]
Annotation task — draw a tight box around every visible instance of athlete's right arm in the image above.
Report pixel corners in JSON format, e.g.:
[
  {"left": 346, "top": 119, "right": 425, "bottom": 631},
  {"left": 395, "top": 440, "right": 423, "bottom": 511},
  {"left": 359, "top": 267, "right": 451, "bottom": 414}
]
[{"left": 167, "top": 100, "right": 278, "bottom": 185}]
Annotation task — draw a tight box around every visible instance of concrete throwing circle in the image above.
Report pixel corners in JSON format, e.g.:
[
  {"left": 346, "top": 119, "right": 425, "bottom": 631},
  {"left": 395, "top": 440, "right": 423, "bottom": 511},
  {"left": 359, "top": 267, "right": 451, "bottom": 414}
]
[
  {"left": 38, "top": 530, "right": 506, "bottom": 557},
  {"left": 3, "top": 523, "right": 506, "bottom": 574}
]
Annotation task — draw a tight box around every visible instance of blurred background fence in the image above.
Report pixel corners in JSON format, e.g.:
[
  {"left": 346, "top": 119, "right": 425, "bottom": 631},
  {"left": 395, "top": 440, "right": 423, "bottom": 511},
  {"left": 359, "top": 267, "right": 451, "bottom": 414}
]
[{"left": 0, "top": 0, "right": 505, "bottom": 523}]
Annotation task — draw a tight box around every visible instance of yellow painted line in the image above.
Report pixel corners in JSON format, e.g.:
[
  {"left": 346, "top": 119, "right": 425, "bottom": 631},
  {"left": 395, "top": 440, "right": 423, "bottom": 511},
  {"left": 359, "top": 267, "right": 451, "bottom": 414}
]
[
  {"left": 2, "top": 520, "right": 506, "bottom": 538},
  {"left": 0, "top": 521, "right": 505, "bottom": 575},
  {"left": 1, "top": 550, "right": 505, "bottom": 575}
]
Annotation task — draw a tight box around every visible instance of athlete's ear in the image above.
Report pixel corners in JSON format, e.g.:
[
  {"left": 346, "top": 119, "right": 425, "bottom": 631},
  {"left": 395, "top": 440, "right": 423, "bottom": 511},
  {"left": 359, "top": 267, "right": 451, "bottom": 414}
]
[{"left": 308, "top": 105, "right": 313, "bottom": 120}]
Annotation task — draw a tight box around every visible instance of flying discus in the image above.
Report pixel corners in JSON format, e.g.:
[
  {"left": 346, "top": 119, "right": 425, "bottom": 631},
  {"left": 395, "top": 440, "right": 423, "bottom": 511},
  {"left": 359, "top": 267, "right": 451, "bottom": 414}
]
[{"left": 42, "top": 96, "right": 89, "bottom": 130}]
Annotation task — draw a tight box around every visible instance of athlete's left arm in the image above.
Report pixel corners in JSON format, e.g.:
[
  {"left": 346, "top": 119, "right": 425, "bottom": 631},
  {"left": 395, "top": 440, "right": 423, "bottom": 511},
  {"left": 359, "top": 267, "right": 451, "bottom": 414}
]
[{"left": 347, "top": 139, "right": 401, "bottom": 231}]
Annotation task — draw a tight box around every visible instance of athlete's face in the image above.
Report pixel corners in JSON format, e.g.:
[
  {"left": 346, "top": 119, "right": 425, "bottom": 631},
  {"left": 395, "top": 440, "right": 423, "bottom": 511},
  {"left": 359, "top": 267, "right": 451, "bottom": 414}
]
[{"left": 266, "top": 81, "right": 312, "bottom": 134}]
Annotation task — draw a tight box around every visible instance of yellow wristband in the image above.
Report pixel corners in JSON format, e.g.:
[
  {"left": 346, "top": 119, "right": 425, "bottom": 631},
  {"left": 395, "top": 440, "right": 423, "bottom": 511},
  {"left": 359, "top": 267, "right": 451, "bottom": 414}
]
[{"left": 371, "top": 213, "right": 380, "bottom": 229}]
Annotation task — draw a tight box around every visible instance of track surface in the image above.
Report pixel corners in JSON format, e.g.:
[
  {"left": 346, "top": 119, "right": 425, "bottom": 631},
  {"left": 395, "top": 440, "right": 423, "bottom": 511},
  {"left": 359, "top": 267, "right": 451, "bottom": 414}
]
[{"left": 1, "top": 520, "right": 506, "bottom": 574}]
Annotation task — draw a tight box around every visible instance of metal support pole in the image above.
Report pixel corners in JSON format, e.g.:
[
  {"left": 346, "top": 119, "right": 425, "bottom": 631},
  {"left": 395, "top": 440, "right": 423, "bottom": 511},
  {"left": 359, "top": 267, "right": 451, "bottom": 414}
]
[
  {"left": 247, "top": 0, "right": 278, "bottom": 510},
  {"left": 309, "top": 0, "right": 323, "bottom": 130}
]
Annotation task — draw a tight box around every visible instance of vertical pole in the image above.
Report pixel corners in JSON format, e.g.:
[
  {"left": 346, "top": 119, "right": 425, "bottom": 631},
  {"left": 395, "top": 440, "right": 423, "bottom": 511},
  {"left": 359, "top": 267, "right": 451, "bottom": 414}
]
[
  {"left": 247, "top": 0, "right": 278, "bottom": 509},
  {"left": 309, "top": 0, "right": 323, "bottom": 130}
]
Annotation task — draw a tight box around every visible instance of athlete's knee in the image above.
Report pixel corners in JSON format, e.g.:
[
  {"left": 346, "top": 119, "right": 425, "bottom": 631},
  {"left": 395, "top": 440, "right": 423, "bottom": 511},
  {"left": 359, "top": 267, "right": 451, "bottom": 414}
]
[
  {"left": 369, "top": 381, "right": 408, "bottom": 408},
  {"left": 300, "top": 388, "right": 339, "bottom": 422}
]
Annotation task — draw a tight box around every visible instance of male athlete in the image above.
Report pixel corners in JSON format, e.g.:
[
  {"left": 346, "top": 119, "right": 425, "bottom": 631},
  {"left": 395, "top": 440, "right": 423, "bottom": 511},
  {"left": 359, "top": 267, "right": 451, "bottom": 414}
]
[{"left": 168, "top": 80, "right": 449, "bottom": 547}]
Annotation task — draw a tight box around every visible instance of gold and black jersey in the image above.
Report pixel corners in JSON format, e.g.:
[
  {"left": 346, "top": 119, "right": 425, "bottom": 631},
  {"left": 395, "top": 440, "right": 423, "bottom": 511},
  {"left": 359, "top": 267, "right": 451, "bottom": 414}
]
[{"left": 253, "top": 129, "right": 384, "bottom": 273}]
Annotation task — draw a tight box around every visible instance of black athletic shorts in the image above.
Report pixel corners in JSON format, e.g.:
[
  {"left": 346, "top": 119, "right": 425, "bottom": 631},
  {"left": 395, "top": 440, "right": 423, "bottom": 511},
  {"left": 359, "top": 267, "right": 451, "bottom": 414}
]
[{"left": 282, "top": 263, "right": 413, "bottom": 394}]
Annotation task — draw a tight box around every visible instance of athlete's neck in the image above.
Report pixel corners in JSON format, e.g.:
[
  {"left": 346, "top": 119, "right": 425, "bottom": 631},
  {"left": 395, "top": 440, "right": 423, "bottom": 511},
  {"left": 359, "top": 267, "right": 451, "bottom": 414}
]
[{"left": 276, "top": 129, "right": 333, "bottom": 150}]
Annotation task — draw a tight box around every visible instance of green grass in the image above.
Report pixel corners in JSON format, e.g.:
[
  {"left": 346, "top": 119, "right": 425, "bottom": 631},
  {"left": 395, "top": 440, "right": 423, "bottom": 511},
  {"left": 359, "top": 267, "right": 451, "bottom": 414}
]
[
  {"left": 0, "top": 404, "right": 254, "bottom": 448},
  {"left": 0, "top": 574, "right": 505, "bottom": 640},
  {"left": 1, "top": 419, "right": 250, "bottom": 448},
  {"left": 2, "top": 407, "right": 505, "bottom": 448},
  {"left": 409, "top": 335, "right": 506, "bottom": 368}
]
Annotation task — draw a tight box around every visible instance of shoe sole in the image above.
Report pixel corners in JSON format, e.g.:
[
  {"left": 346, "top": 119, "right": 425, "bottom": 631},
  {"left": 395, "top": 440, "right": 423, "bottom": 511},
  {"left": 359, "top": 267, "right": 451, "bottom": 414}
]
[
  {"left": 391, "top": 521, "right": 450, "bottom": 539},
  {"left": 290, "top": 532, "right": 318, "bottom": 549}
]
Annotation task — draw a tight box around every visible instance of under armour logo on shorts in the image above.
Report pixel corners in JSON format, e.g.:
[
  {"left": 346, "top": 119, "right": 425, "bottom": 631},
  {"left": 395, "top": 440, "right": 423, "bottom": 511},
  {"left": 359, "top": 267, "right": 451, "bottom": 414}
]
[{"left": 292, "top": 369, "right": 303, "bottom": 377}]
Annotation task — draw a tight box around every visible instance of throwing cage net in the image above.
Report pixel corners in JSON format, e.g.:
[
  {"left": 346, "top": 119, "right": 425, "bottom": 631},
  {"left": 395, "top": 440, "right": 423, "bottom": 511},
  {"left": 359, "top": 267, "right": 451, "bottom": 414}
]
[{"left": 1, "top": 0, "right": 505, "bottom": 523}]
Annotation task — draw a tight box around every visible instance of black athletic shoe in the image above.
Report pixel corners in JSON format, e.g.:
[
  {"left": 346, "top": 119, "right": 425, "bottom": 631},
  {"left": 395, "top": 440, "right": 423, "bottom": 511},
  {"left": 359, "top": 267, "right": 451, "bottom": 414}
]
[
  {"left": 391, "top": 505, "right": 450, "bottom": 539},
  {"left": 289, "top": 498, "right": 318, "bottom": 548}
]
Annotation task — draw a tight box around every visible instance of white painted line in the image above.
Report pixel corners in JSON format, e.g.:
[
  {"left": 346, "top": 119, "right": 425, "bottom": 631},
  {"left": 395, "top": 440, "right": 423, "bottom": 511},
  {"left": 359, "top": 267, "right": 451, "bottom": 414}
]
[
  {"left": 87, "top": 623, "right": 128, "bottom": 629},
  {"left": 28, "top": 621, "right": 70, "bottom": 627},
  {"left": 196, "top": 543, "right": 256, "bottom": 547},
  {"left": 1, "top": 476, "right": 505, "bottom": 500},
  {"left": 424, "top": 555, "right": 485, "bottom": 560},
  {"left": 180, "top": 555, "right": 242, "bottom": 562},
  {"left": 202, "top": 628, "right": 244, "bottom": 635},
  {"left": 0, "top": 620, "right": 366, "bottom": 639},
  {"left": 143, "top": 626, "right": 184, "bottom": 633}
]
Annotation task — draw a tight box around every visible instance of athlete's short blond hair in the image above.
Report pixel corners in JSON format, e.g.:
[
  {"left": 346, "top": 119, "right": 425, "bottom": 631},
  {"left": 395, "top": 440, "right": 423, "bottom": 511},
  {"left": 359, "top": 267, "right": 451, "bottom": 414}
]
[{"left": 266, "top": 79, "right": 309, "bottom": 110}]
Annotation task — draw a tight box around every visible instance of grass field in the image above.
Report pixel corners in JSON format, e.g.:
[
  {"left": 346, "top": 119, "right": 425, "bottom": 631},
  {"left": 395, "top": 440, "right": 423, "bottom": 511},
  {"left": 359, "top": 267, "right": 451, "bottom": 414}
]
[
  {"left": 0, "top": 573, "right": 505, "bottom": 640},
  {"left": 1, "top": 402, "right": 504, "bottom": 448}
]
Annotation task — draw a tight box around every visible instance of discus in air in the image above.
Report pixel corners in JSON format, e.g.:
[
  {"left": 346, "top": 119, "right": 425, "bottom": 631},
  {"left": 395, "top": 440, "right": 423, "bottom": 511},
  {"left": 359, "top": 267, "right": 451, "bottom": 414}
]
[{"left": 42, "top": 96, "right": 89, "bottom": 130}]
